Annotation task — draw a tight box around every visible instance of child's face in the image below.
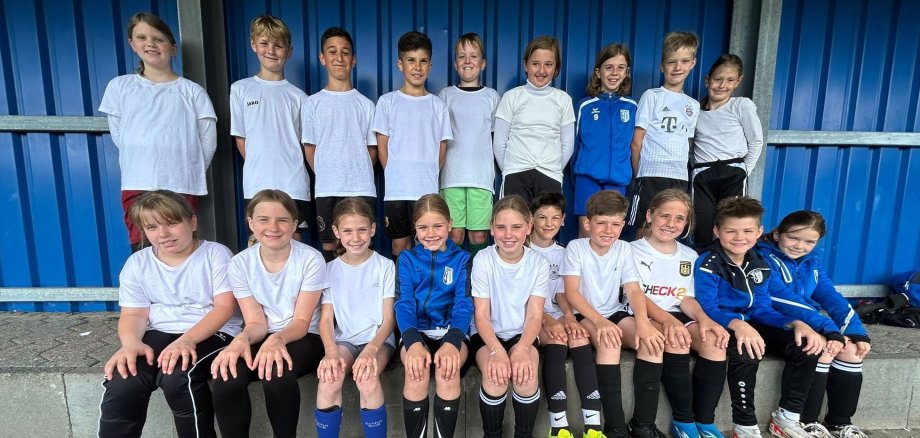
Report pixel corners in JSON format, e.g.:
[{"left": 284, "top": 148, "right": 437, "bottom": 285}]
[
  {"left": 491, "top": 209, "right": 532, "bottom": 259},
  {"left": 532, "top": 206, "right": 564, "bottom": 244},
  {"left": 454, "top": 42, "right": 485, "bottom": 85},
  {"left": 129, "top": 22, "right": 176, "bottom": 71},
  {"left": 714, "top": 217, "right": 763, "bottom": 261},
  {"left": 248, "top": 201, "right": 296, "bottom": 251},
  {"left": 250, "top": 34, "right": 292, "bottom": 74},
  {"left": 525, "top": 48, "right": 556, "bottom": 88},
  {"left": 583, "top": 213, "right": 625, "bottom": 253},
  {"left": 645, "top": 200, "right": 689, "bottom": 245},
  {"left": 397, "top": 49, "right": 432, "bottom": 88},
  {"left": 142, "top": 212, "right": 197, "bottom": 256},
  {"left": 319, "top": 36, "right": 355, "bottom": 82},
  {"left": 660, "top": 46, "right": 697, "bottom": 88},
  {"left": 774, "top": 227, "right": 820, "bottom": 260},
  {"left": 332, "top": 214, "right": 375, "bottom": 257},
  {"left": 595, "top": 54, "right": 629, "bottom": 94},
  {"left": 415, "top": 211, "right": 451, "bottom": 251},
  {"left": 705, "top": 65, "right": 742, "bottom": 105}
]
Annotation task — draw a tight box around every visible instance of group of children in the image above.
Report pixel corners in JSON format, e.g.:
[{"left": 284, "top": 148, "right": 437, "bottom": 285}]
[{"left": 96, "top": 11, "right": 870, "bottom": 438}]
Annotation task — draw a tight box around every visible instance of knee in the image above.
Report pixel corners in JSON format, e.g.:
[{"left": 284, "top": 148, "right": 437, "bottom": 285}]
[
  {"left": 158, "top": 371, "right": 193, "bottom": 399},
  {"left": 355, "top": 376, "right": 381, "bottom": 394},
  {"left": 727, "top": 347, "right": 761, "bottom": 364},
  {"left": 481, "top": 379, "right": 506, "bottom": 397},
  {"left": 210, "top": 374, "right": 250, "bottom": 398},
  {"left": 697, "top": 339, "right": 726, "bottom": 361}
]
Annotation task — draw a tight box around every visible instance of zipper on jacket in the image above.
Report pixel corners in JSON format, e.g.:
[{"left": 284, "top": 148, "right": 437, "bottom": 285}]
[{"left": 423, "top": 250, "right": 436, "bottom": 328}]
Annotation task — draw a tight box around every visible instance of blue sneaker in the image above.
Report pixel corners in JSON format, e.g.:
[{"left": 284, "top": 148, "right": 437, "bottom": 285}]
[
  {"left": 696, "top": 422, "right": 725, "bottom": 438},
  {"left": 670, "top": 421, "right": 699, "bottom": 438}
]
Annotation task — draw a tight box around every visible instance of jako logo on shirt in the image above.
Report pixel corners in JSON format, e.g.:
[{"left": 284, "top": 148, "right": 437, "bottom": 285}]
[
  {"left": 443, "top": 267, "right": 454, "bottom": 285},
  {"left": 246, "top": 100, "right": 259, "bottom": 106}
]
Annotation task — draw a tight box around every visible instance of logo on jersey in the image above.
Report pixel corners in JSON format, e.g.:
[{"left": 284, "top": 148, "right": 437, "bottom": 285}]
[
  {"left": 748, "top": 270, "right": 764, "bottom": 284},
  {"left": 246, "top": 100, "right": 259, "bottom": 107},
  {"left": 443, "top": 267, "right": 454, "bottom": 285},
  {"left": 679, "top": 261, "right": 692, "bottom": 277},
  {"left": 640, "top": 260, "right": 654, "bottom": 271},
  {"left": 661, "top": 116, "right": 678, "bottom": 133},
  {"left": 549, "top": 263, "right": 560, "bottom": 281},
  {"left": 620, "top": 109, "right": 630, "bottom": 123},
  {"left": 316, "top": 216, "right": 326, "bottom": 232},
  {"left": 814, "top": 269, "right": 820, "bottom": 283},
  {"left": 685, "top": 105, "right": 694, "bottom": 117},
  {"left": 592, "top": 107, "right": 600, "bottom": 121}
]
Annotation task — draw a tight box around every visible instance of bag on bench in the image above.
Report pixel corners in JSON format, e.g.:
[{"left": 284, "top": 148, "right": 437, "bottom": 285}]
[{"left": 856, "top": 269, "right": 920, "bottom": 328}]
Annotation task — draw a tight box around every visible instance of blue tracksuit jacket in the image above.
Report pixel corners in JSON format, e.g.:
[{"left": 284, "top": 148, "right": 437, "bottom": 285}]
[
  {"left": 573, "top": 93, "right": 637, "bottom": 185},
  {"left": 395, "top": 240, "right": 473, "bottom": 350}
]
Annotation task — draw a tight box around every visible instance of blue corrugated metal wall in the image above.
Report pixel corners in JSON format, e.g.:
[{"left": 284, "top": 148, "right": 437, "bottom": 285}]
[
  {"left": 0, "top": 0, "right": 181, "bottom": 310},
  {"left": 763, "top": 0, "right": 920, "bottom": 284}
]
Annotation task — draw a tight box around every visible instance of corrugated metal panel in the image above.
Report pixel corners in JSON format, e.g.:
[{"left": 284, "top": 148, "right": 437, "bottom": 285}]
[
  {"left": 764, "top": 0, "right": 920, "bottom": 284},
  {"left": 0, "top": 0, "right": 180, "bottom": 310}
]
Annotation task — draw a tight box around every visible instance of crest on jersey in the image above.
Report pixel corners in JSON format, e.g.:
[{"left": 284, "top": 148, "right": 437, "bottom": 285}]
[
  {"left": 316, "top": 216, "right": 326, "bottom": 232},
  {"left": 679, "top": 261, "right": 692, "bottom": 277},
  {"left": 549, "top": 263, "right": 560, "bottom": 281},
  {"left": 685, "top": 105, "right": 694, "bottom": 117},
  {"left": 749, "top": 270, "right": 764, "bottom": 284},
  {"left": 620, "top": 109, "right": 630, "bottom": 123},
  {"left": 443, "top": 267, "right": 454, "bottom": 285},
  {"left": 814, "top": 270, "right": 820, "bottom": 284}
]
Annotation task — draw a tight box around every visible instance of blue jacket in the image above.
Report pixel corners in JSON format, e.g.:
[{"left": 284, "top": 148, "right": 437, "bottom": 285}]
[
  {"left": 395, "top": 240, "right": 473, "bottom": 350},
  {"left": 695, "top": 241, "right": 838, "bottom": 335},
  {"left": 573, "top": 93, "right": 637, "bottom": 185},
  {"left": 757, "top": 242, "right": 868, "bottom": 340}
]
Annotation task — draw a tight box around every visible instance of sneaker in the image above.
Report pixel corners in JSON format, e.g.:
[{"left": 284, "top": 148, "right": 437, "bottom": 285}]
[
  {"left": 826, "top": 424, "right": 867, "bottom": 438},
  {"left": 801, "top": 423, "right": 834, "bottom": 438},
  {"left": 550, "top": 429, "right": 575, "bottom": 438},
  {"left": 584, "top": 429, "right": 608, "bottom": 438},
  {"left": 605, "top": 427, "right": 630, "bottom": 438},
  {"left": 696, "top": 422, "right": 725, "bottom": 438},
  {"left": 670, "top": 420, "right": 700, "bottom": 438},
  {"left": 732, "top": 424, "right": 763, "bottom": 438},
  {"left": 768, "top": 410, "right": 811, "bottom": 438},
  {"left": 628, "top": 419, "right": 667, "bottom": 438}
]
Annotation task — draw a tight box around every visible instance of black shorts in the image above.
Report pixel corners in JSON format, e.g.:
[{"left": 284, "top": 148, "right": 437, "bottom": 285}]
[
  {"left": 384, "top": 200, "right": 415, "bottom": 239},
  {"left": 501, "top": 169, "right": 562, "bottom": 206},
  {"left": 574, "top": 310, "right": 632, "bottom": 325},
  {"left": 400, "top": 332, "right": 473, "bottom": 376},
  {"left": 245, "top": 198, "right": 311, "bottom": 231},
  {"left": 628, "top": 177, "right": 689, "bottom": 228},
  {"left": 468, "top": 333, "right": 540, "bottom": 355},
  {"left": 315, "top": 196, "right": 377, "bottom": 243}
]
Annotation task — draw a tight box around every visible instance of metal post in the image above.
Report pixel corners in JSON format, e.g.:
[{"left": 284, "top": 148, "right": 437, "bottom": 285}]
[
  {"left": 748, "top": 0, "right": 783, "bottom": 200},
  {"left": 728, "top": 0, "right": 761, "bottom": 99},
  {"left": 177, "top": 0, "right": 238, "bottom": 252}
]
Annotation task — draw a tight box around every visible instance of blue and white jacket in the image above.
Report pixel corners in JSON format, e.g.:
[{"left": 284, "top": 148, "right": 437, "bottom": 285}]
[
  {"left": 758, "top": 241, "right": 869, "bottom": 342},
  {"left": 395, "top": 240, "right": 473, "bottom": 351},
  {"left": 573, "top": 93, "right": 637, "bottom": 185},
  {"left": 695, "top": 241, "right": 839, "bottom": 336}
]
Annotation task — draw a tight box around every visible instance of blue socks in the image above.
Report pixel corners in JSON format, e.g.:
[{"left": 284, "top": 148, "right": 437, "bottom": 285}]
[
  {"left": 315, "top": 406, "right": 343, "bottom": 438},
  {"left": 361, "top": 405, "right": 388, "bottom": 438}
]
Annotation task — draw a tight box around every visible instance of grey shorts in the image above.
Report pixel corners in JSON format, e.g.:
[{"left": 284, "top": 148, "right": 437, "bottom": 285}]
[{"left": 336, "top": 340, "right": 396, "bottom": 360}]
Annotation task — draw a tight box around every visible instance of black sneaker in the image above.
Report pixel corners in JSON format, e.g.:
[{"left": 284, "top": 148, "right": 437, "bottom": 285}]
[{"left": 627, "top": 419, "right": 667, "bottom": 438}]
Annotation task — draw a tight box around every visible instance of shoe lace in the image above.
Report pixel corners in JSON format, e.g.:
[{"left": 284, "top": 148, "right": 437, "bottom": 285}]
[
  {"left": 802, "top": 422, "right": 834, "bottom": 438},
  {"left": 838, "top": 425, "right": 868, "bottom": 438},
  {"left": 583, "top": 429, "right": 607, "bottom": 438}
]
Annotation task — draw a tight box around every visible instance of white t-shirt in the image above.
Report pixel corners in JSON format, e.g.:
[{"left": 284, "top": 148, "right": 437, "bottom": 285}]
[
  {"left": 118, "top": 240, "right": 242, "bottom": 336},
  {"left": 99, "top": 74, "right": 217, "bottom": 195},
  {"left": 629, "top": 238, "right": 697, "bottom": 313},
  {"left": 227, "top": 241, "right": 328, "bottom": 334},
  {"left": 471, "top": 246, "right": 548, "bottom": 340},
  {"left": 230, "top": 76, "right": 310, "bottom": 200},
  {"left": 494, "top": 84, "right": 576, "bottom": 182},
  {"left": 303, "top": 89, "right": 378, "bottom": 197},
  {"left": 322, "top": 253, "right": 396, "bottom": 346},
  {"left": 373, "top": 91, "right": 453, "bottom": 201},
  {"left": 635, "top": 87, "right": 700, "bottom": 180},
  {"left": 530, "top": 242, "right": 566, "bottom": 318},
  {"left": 438, "top": 86, "right": 500, "bottom": 191},
  {"left": 693, "top": 97, "right": 764, "bottom": 175},
  {"left": 561, "top": 238, "right": 640, "bottom": 317}
]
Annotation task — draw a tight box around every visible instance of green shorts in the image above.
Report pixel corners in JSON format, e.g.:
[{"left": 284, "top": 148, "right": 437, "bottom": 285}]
[{"left": 440, "top": 187, "right": 493, "bottom": 231}]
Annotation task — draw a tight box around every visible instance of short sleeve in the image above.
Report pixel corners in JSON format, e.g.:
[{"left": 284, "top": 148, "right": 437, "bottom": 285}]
[
  {"left": 494, "top": 90, "right": 515, "bottom": 123},
  {"left": 635, "top": 90, "right": 655, "bottom": 130},
  {"left": 300, "top": 250, "right": 330, "bottom": 292},
  {"left": 118, "top": 256, "right": 151, "bottom": 308},
  {"left": 489, "top": 90, "right": 500, "bottom": 131},
  {"left": 192, "top": 82, "right": 217, "bottom": 121},
  {"left": 532, "top": 258, "right": 550, "bottom": 298},
  {"left": 559, "top": 91, "right": 576, "bottom": 126},
  {"left": 321, "top": 288, "right": 332, "bottom": 305},
  {"left": 561, "top": 243, "right": 583, "bottom": 277},
  {"left": 301, "top": 97, "right": 316, "bottom": 145},
  {"left": 209, "top": 245, "right": 233, "bottom": 297},
  {"left": 438, "top": 99, "right": 454, "bottom": 141},
  {"left": 98, "top": 78, "right": 122, "bottom": 117},
  {"left": 372, "top": 95, "right": 391, "bottom": 136},
  {"left": 618, "top": 244, "right": 641, "bottom": 285},
  {"left": 382, "top": 258, "right": 396, "bottom": 299},
  {"left": 364, "top": 100, "right": 378, "bottom": 145},
  {"left": 227, "top": 256, "right": 253, "bottom": 299},
  {"left": 471, "top": 255, "right": 490, "bottom": 299},
  {"left": 229, "top": 83, "right": 245, "bottom": 137}
]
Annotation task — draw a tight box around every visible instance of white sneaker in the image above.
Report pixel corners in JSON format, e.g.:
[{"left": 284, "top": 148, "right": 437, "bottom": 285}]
[
  {"left": 768, "top": 410, "right": 811, "bottom": 438},
  {"left": 801, "top": 423, "right": 834, "bottom": 438},
  {"left": 831, "top": 425, "right": 868, "bottom": 438},
  {"left": 732, "top": 424, "right": 763, "bottom": 438}
]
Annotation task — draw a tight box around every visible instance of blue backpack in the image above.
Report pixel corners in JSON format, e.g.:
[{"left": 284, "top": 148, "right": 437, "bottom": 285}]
[{"left": 891, "top": 270, "right": 920, "bottom": 307}]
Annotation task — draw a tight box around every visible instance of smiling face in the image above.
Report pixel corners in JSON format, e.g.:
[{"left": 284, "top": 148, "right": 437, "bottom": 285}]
[
  {"left": 584, "top": 214, "right": 625, "bottom": 255},
  {"left": 714, "top": 216, "right": 763, "bottom": 264},
  {"left": 248, "top": 201, "right": 296, "bottom": 251},
  {"left": 251, "top": 33, "right": 292, "bottom": 75},
  {"left": 319, "top": 35, "right": 355, "bottom": 82},
  {"left": 525, "top": 48, "right": 556, "bottom": 88},
  {"left": 142, "top": 212, "right": 197, "bottom": 259},
  {"left": 129, "top": 21, "right": 176, "bottom": 72},
  {"left": 454, "top": 41, "right": 485, "bottom": 86},
  {"left": 332, "top": 213, "right": 375, "bottom": 258},
  {"left": 415, "top": 211, "right": 451, "bottom": 251},
  {"left": 660, "top": 46, "right": 697, "bottom": 90},
  {"left": 705, "top": 64, "right": 742, "bottom": 108},
  {"left": 491, "top": 209, "right": 532, "bottom": 261},
  {"left": 646, "top": 200, "right": 690, "bottom": 246},
  {"left": 397, "top": 49, "right": 432, "bottom": 90},
  {"left": 596, "top": 54, "right": 629, "bottom": 94},
  {"left": 532, "top": 205, "right": 563, "bottom": 245},
  {"left": 774, "top": 227, "right": 821, "bottom": 260}
]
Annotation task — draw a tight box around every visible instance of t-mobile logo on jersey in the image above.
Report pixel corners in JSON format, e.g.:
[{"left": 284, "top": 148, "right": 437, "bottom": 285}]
[{"left": 660, "top": 116, "right": 678, "bottom": 132}]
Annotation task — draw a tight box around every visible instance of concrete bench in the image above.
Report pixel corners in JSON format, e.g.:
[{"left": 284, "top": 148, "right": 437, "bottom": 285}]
[{"left": 0, "top": 312, "right": 916, "bottom": 437}]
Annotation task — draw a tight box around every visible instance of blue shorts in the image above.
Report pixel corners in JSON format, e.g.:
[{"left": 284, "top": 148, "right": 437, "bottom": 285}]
[{"left": 573, "top": 174, "right": 628, "bottom": 216}]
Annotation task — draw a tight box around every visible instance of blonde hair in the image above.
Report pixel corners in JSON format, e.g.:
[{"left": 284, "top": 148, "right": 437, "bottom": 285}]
[
  {"left": 128, "top": 190, "right": 196, "bottom": 245},
  {"left": 331, "top": 198, "right": 376, "bottom": 257},
  {"left": 127, "top": 13, "right": 176, "bottom": 75},
  {"left": 245, "top": 189, "right": 298, "bottom": 222},
  {"left": 413, "top": 194, "right": 451, "bottom": 224},
  {"left": 644, "top": 189, "right": 694, "bottom": 233},
  {"left": 455, "top": 32, "right": 485, "bottom": 59},
  {"left": 522, "top": 36, "right": 562, "bottom": 79},
  {"left": 586, "top": 43, "right": 632, "bottom": 96},
  {"left": 250, "top": 14, "right": 291, "bottom": 47},
  {"left": 661, "top": 31, "right": 699, "bottom": 63}
]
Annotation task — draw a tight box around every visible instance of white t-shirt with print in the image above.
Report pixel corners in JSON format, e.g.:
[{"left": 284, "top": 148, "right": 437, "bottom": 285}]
[
  {"left": 471, "top": 246, "right": 549, "bottom": 340},
  {"left": 227, "top": 241, "right": 328, "bottom": 334},
  {"left": 561, "top": 238, "right": 640, "bottom": 317},
  {"left": 530, "top": 242, "right": 566, "bottom": 318},
  {"left": 438, "top": 86, "right": 500, "bottom": 191},
  {"left": 635, "top": 87, "right": 700, "bottom": 180},
  {"left": 629, "top": 238, "right": 697, "bottom": 313},
  {"left": 322, "top": 252, "right": 396, "bottom": 346},
  {"left": 119, "top": 240, "right": 242, "bottom": 336}
]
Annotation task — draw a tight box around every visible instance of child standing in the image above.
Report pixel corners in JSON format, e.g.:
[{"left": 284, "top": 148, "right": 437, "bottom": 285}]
[
  {"left": 438, "top": 33, "right": 501, "bottom": 256},
  {"left": 758, "top": 211, "right": 871, "bottom": 438},
  {"left": 691, "top": 54, "right": 764, "bottom": 247},
  {"left": 315, "top": 198, "right": 396, "bottom": 438},
  {"left": 493, "top": 36, "right": 576, "bottom": 204},
  {"left": 304, "top": 27, "right": 378, "bottom": 261},
  {"left": 210, "top": 189, "right": 327, "bottom": 438},
  {"left": 99, "top": 13, "right": 217, "bottom": 251},
  {"left": 574, "top": 43, "right": 637, "bottom": 236},
  {"left": 395, "top": 194, "right": 472, "bottom": 438},
  {"left": 99, "top": 190, "right": 241, "bottom": 437},
  {"left": 629, "top": 31, "right": 700, "bottom": 236},
  {"left": 230, "top": 16, "right": 311, "bottom": 242},
  {"left": 630, "top": 189, "right": 730, "bottom": 438},
  {"left": 561, "top": 190, "right": 667, "bottom": 438},
  {"left": 374, "top": 31, "right": 453, "bottom": 257},
  {"left": 694, "top": 197, "right": 845, "bottom": 438},
  {"left": 530, "top": 192, "right": 605, "bottom": 438},
  {"left": 471, "top": 196, "right": 546, "bottom": 438}
]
